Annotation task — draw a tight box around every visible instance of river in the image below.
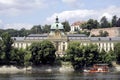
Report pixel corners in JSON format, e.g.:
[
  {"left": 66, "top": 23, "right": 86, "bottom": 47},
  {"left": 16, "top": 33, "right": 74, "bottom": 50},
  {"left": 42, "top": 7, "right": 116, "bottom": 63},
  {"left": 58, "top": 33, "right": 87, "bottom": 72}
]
[{"left": 0, "top": 72, "right": 120, "bottom": 80}]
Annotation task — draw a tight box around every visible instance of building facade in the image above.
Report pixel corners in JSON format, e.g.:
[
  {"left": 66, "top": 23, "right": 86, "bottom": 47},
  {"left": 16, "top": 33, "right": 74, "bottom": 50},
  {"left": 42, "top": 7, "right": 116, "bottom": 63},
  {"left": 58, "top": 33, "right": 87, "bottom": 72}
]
[
  {"left": 13, "top": 18, "right": 120, "bottom": 56},
  {"left": 70, "top": 21, "right": 85, "bottom": 33}
]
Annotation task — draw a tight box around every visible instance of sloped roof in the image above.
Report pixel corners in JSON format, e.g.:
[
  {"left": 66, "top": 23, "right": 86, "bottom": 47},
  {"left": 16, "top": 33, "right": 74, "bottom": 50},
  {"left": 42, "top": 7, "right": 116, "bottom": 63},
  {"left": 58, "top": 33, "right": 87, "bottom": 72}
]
[
  {"left": 28, "top": 34, "right": 48, "bottom": 37},
  {"left": 67, "top": 34, "right": 87, "bottom": 37}
]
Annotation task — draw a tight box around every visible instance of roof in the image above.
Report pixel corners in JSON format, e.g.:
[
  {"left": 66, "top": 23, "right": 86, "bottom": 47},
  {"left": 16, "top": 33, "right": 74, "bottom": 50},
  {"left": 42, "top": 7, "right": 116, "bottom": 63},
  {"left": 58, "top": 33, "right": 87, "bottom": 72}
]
[
  {"left": 71, "top": 21, "right": 85, "bottom": 26},
  {"left": 68, "top": 35, "right": 120, "bottom": 41},
  {"left": 67, "top": 34, "right": 87, "bottom": 37},
  {"left": 28, "top": 34, "right": 48, "bottom": 37},
  {"left": 90, "top": 37, "right": 120, "bottom": 41},
  {"left": 12, "top": 37, "right": 25, "bottom": 41},
  {"left": 51, "top": 22, "right": 64, "bottom": 30}
]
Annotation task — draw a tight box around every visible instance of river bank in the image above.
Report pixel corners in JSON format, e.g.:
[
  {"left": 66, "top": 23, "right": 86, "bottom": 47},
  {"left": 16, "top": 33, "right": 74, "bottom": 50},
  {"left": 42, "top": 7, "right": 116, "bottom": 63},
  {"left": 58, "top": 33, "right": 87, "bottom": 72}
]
[
  {"left": 1, "top": 61, "right": 120, "bottom": 74},
  {"left": 112, "top": 61, "right": 120, "bottom": 72},
  {"left": 0, "top": 62, "right": 74, "bottom": 74}
]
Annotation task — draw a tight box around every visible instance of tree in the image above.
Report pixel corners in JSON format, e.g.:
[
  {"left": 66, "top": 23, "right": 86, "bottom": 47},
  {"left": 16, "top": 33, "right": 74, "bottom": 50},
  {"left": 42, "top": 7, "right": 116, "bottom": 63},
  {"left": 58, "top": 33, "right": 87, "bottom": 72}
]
[
  {"left": 112, "top": 15, "right": 117, "bottom": 27},
  {"left": 83, "top": 44, "right": 99, "bottom": 66},
  {"left": 62, "top": 21, "right": 70, "bottom": 32},
  {"left": 1, "top": 32, "right": 13, "bottom": 64},
  {"left": 0, "top": 29, "right": 4, "bottom": 36},
  {"left": 42, "top": 24, "right": 51, "bottom": 33},
  {"left": 116, "top": 18, "right": 120, "bottom": 27},
  {"left": 97, "top": 48, "right": 115, "bottom": 65},
  {"left": 18, "top": 28, "right": 29, "bottom": 37},
  {"left": 106, "top": 50, "right": 115, "bottom": 65},
  {"left": 77, "top": 30, "right": 90, "bottom": 36},
  {"left": 29, "top": 42, "right": 40, "bottom": 65},
  {"left": 114, "top": 43, "right": 120, "bottom": 64},
  {"left": 81, "top": 22, "right": 88, "bottom": 29},
  {"left": 81, "top": 19, "right": 99, "bottom": 30},
  {"left": 87, "top": 19, "right": 99, "bottom": 30},
  {"left": 38, "top": 40, "right": 56, "bottom": 64},
  {"left": 10, "top": 48, "right": 25, "bottom": 65},
  {"left": 100, "top": 16, "right": 111, "bottom": 28},
  {"left": 66, "top": 42, "right": 84, "bottom": 69},
  {"left": 98, "top": 30, "right": 109, "bottom": 37},
  {"left": 29, "top": 40, "right": 56, "bottom": 65},
  {"left": 30, "top": 25, "right": 42, "bottom": 34},
  {"left": 66, "top": 42, "right": 100, "bottom": 69},
  {"left": 24, "top": 51, "right": 31, "bottom": 66},
  {"left": 94, "top": 20, "right": 100, "bottom": 28},
  {"left": 5, "top": 29, "right": 18, "bottom": 37},
  {"left": 97, "top": 49, "right": 107, "bottom": 63},
  {"left": 0, "top": 40, "right": 4, "bottom": 62}
]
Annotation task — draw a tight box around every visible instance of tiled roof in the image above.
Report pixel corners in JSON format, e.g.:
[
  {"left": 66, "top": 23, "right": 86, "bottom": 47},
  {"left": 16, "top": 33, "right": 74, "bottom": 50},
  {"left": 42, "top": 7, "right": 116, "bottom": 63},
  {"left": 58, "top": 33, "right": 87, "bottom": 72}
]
[
  {"left": 71, "top": 21, "right": 85, "bottom": 26},
  {"left": 28, "top": 34, "right": 48, "bottom": 37},
  {"left": 67, "top": 34, "right": 87, "bottom": 37},
  {"left": 0, "top": 33, "right": 119, "bottom": 42},
  {"left": 12, "top": 37, "right": 25, "bottom": 41}
]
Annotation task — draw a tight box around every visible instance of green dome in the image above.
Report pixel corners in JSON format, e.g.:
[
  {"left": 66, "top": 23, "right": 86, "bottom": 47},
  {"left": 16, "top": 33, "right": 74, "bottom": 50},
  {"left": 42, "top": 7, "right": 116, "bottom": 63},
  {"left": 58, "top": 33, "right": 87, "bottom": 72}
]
[{"left": 51, "top": 23, "right": 64, "bottom": 30}]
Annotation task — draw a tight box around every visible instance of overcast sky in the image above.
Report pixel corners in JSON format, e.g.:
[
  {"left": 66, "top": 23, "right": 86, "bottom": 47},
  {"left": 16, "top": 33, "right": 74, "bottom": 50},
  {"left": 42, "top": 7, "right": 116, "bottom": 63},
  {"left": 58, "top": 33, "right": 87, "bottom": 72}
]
[{"left": 0, "top": 0, "right": 120, "bottom": 30}]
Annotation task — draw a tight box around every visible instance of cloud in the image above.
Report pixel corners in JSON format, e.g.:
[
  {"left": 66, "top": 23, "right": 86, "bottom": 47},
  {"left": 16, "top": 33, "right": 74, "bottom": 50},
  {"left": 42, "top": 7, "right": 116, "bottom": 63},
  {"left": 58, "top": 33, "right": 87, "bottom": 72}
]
[
  {"left": 46, "top": 9, "right": 98, "bottom": 23},
  {"left": 46, "top": 5, "right": 120, "bottom": 24},
  {"left": 61, "top": 0, "right": 83, "bottom": 8},
  {"left": 3, "top": 23, "right": 33, "bottom": 30},
  {"left": 62, "top": 0, "right": 77, "bottom": 3},
  {"left": 0, "top": 0, "right": 46, "bottom": 16}
]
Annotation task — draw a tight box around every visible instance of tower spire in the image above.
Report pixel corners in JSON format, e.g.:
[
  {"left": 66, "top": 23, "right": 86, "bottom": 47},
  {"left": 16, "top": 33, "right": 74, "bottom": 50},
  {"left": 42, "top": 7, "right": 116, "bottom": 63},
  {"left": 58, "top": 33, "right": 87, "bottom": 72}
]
[{"left": 56, "top": 16, "right": 59, "bottom": 23}]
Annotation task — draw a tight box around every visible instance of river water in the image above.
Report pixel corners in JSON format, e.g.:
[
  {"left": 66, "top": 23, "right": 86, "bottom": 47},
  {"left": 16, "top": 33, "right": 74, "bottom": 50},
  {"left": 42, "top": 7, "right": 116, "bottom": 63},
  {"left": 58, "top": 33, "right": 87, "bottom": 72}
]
[{"left": 0, "top": 72, "right": 120, "bottom": 80}]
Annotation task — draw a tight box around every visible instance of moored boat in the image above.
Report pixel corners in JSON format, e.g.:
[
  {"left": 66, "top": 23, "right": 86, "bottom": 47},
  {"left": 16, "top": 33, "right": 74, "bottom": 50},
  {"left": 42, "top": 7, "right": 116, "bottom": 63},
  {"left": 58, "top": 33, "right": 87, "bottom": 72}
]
[{"left": 83, "top": 64, "right": 109, "bottom": 73}]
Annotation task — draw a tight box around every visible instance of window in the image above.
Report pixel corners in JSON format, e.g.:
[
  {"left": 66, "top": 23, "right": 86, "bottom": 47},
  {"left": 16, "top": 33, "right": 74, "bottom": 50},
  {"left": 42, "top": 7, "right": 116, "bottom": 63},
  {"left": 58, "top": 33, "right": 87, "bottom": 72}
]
[{"left": 63, "top": 45, "right": 65, "bottom": 51}]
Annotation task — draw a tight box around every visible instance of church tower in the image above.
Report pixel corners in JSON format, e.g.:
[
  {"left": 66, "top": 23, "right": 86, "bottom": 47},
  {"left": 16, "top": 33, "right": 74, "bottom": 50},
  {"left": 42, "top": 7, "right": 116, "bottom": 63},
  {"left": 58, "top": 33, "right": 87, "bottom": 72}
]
[{"left": 48, "top": 17, "right": 68, "bottom": 56}]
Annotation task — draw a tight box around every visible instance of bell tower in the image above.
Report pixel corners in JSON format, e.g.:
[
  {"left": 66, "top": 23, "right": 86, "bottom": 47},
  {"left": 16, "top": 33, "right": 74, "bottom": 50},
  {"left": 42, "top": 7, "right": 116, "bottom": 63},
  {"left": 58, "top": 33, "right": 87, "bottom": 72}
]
[{"left": 48, "top": 17, "right": 68, "bottom": 56}]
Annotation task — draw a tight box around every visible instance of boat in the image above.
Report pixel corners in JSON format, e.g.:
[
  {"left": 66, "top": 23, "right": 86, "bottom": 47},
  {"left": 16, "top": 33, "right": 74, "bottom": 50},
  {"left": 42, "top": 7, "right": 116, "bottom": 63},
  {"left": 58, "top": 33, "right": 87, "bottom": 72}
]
[{"left": 83, "top": 64, "right": 109, "bottom": 73}]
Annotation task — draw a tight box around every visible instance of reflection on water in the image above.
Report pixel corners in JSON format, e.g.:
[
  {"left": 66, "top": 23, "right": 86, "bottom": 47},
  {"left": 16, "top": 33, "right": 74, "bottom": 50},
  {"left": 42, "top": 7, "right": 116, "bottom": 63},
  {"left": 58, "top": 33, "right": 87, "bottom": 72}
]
[{"left": 0, "top": 72, "right": 120, "bottom": 80}]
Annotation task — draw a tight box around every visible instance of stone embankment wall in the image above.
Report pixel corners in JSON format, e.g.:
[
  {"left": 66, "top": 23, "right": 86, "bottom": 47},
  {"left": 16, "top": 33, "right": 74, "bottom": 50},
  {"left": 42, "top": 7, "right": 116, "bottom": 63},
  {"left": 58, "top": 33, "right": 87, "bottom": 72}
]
[
  {"left": 90, "top": 27, "right": 120, "bottom": 37},
  {"left": 112, "top": 61, "right": 120, "bottom": 72},
  {"left": 0, "top": 62, "right": 74, "bottom": 73}
]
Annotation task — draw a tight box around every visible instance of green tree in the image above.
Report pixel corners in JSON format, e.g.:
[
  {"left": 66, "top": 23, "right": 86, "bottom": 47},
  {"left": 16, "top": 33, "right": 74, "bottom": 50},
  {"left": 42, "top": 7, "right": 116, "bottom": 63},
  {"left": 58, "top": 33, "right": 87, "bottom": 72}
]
[
  {"left": 112, "top": 15, "right": 117, "bottom": 27},
  {"left": 0, "top": 40, "right": 4, "bottom": 62},
  {"left": 81, "top": 19, "right": 99, "bottom": 30},
  {"left": 94, "top": 20, "right": 100, "bottom": 28},
  {"left": 116, "top": 18, "right": 120, "bottom": 27},
  {"left": 29, "top": 42, "right": 40, "bottom": 65},
  {"left": 87, "top": 19, "right": 99, "bottom": 30},
  {"left": 62, "top": 21, "right": 70, "bottom": 32},
  {"left": 81, "top": 22, "right": 88, "bottom": 29},
  {"left": 1, "top": 32, "right": 13, "bottom": 64},
  {"left": 24, "top": 51, "right": 31, "bottom": 67},
  {"left": 66, "top": 42, "right": 84, "bottom": 69},
  {"left": 5, "top": 29, "right": 18, "bottom": 37},
  {"left": 10, "top": 48, "right": 25, "bottom": 65},
  {"left": 100, "top": 16, "right": 111, "bottom": 28},
  {"left": 30, "top": 25, "right": 42, "bottom": 34},
  {"left": 106, "top": 50, "right": 115, "bottom": 65},
  {"left": 39, "top": 40, "right": 56, "bottom": 64},
  {"left": 42, "top": 24, "right": 51, "bottom": 33},
  {"left": 0, "top": 29, "right": 4, "bottom": 36},
  {"left": 18, "top": 28, "right": 29, "bottom": 37},
  {"left": 29, "top": 40, "right": 56, "bottom": 65},
  {"left": 83, "top": 44, "right": 99, "bottom": 66},
  {"left": 97, "top": 49, "right": 106, "bottom": 63},
  {"left": 114, "top": 43, "right": 120, "bottom": 64},
  {"left": 98, "top": 30, "right": 109, "bottom": 37}
]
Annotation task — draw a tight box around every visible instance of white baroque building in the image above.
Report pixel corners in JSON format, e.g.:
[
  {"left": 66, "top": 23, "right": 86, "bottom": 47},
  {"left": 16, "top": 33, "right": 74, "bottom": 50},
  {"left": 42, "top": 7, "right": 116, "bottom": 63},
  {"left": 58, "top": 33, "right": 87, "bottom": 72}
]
[
  {"left": 13, "top": 17, "right": 120, "bottom": 56},
  {"left": 70, "top": 21, "right": 84, "bottom": 33}
]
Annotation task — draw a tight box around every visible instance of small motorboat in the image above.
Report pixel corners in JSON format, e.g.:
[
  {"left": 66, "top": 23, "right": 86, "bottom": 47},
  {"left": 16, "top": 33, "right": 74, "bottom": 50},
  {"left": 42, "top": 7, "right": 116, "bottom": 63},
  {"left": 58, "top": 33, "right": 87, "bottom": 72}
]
[{"left": 83, "top": 64, "right": 109, "bottom": 73}]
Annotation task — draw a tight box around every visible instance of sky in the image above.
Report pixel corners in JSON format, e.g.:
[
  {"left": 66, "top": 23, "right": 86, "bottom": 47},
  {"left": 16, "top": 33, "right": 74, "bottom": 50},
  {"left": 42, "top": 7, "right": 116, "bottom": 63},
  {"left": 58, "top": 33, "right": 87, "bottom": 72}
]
[{"left": 0, "top": 0, "right": 120, "bottom": 30}]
